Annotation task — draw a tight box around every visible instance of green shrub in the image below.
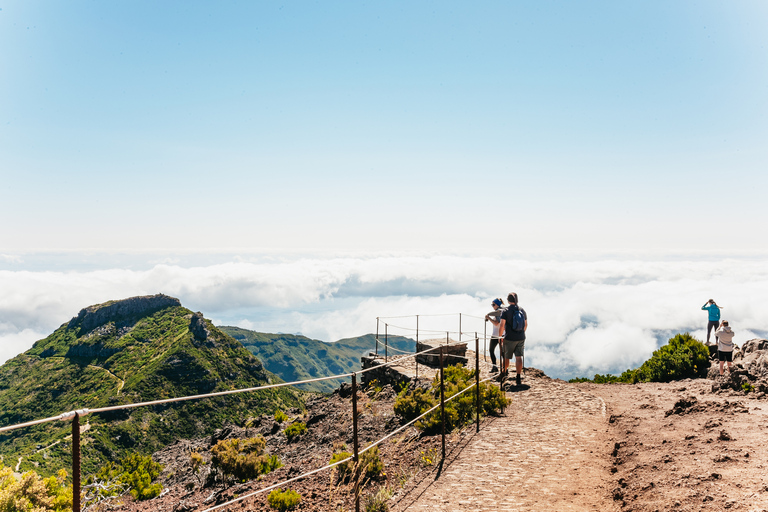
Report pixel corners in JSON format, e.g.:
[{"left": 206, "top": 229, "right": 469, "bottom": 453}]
[
  {"left": 359, "top": 446, "right": 385, "bottom": 480},
  {"left": 274, "top": 410, "right": 289, "bottom": 423},
  {"left": 267, "top": 488, "right": 302, "bottom": 511},
  {"left": 329, "top": 450, "right": 354, "bottom": 479},
  {"left": 284, "top": 422, "right": 307, "bottom": 441},
  {"left": 569, "top": 333, "right": 710, "bottom": 384},
  {"left": 742, "top": 382, "right": 754, "bottom": 393},
  {"left": 329, "top": 446, "right": 384, "bottom": 482},
  {"left": 87, "top": 452, "right": 163, "bottom": 502},
  {"left": 631, "top": 333, "right": 709, "bottom": 383},
  {"left": 394, "top": 364, "right": 509, "bottom": 433},
  {"left": 211, "top": 437, "right": 282, "bottom": 481},
  {"left": 0, "top": 466, "right": 72, "bottom": 512}
]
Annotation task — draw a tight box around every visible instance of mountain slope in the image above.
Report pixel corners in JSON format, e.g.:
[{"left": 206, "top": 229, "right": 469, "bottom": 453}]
[
  {"left": 220, "top": 327, "right": 415, "bottom": 393},
  {"left": 0, "top": 294, "right": 302, "bottom": 477}
]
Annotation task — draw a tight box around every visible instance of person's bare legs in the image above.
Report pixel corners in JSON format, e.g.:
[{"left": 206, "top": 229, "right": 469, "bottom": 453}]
[{"left": 719, "top": 360, "right": 725, "bottom": 375}]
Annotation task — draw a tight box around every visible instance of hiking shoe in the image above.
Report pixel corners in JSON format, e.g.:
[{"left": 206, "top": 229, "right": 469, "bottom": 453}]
[
  {"left": 491, "top": 365, "right": 498, "bottom": 373},
  {"left": 515, "top": 374, "right": 522, "bottom": 387}
]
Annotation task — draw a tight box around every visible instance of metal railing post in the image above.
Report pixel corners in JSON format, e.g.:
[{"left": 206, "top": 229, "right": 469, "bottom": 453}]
[
  {"left": 459, "top": 313, "right": 462, "bottom": 344},
  {"left": 483, "top": 319, "right": 487, "bottom": 362},
  {"left": 352, "top": 373, "right": 360, "bottom": 512},
  {"left": 73, "top": 413, "right": 81, "bottom": 512},
  {"left": 440, "top": 347, "right": 446, "bottom": 461},
  {"left": 415, "top": 315, "right": 419, "bottom": 379},
  {"left": 475, "top": 335, "right": 480, "bottom": 433},
  {"left": 375, "top": 318, "right": 379, "bottom": 356},
  {"left": 384, "top": 323, "right": 388, "bottom": 363},
  {"left": 446, "top": 331, "right": 449, "bottom": 346}
]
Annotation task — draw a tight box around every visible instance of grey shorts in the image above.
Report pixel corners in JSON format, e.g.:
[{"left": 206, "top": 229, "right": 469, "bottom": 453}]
[{"left": 503, "top": 339, "right": 525, "bottom": 359}]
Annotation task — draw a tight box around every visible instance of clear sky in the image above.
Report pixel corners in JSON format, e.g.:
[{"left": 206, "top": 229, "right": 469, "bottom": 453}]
[{"left": 2, "top": 1, "right": 767, "bottom": 252}]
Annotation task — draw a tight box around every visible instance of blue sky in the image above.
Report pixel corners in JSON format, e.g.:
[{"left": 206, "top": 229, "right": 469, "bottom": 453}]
[
  {"left": 1, "top": 2, "right": 768, "bottom": 377},
  {"left": 2, "top": 1, "right": 767, "bottom": 251}
]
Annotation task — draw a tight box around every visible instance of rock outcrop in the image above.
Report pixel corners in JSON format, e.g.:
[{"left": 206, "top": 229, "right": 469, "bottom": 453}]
[
  {"left": 710, "top": 338, "right": 768, "bottom": 395},
  {"left": 68, "top": 294, "right": 181, "bottom": 333}
]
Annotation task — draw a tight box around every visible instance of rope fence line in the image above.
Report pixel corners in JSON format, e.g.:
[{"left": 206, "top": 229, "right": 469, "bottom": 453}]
[{"left": 3, "top": 313, "right": 506, "bottom": 512}]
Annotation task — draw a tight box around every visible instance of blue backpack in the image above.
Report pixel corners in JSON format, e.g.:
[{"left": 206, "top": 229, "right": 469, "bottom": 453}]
[{"left": 509, "top": 306, "right": 525, "bottom": 332}]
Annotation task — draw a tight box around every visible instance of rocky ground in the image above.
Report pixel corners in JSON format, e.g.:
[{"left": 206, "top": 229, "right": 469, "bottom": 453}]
[
  {"left": 93, "top": 340, "right": 768, "bottom": 512},
  {"left": 581, "top": 376, "right": 768, "bottom": 512}
]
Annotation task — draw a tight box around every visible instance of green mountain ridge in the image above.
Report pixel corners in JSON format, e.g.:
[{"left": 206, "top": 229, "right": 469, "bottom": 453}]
[
  {"left": 220, "top": 327, "right": 415, "bottom": 393},
  {"left": 0, "top": 294, "right": 302, "bottom": 477}
]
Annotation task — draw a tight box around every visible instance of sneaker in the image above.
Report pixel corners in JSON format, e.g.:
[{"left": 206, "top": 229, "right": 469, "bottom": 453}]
[
  {"left": 491, "top": 365, "right": 498, "bottom": 373},
  {"left": 515, "top": 374, "right": 522, "bottom": 387}
]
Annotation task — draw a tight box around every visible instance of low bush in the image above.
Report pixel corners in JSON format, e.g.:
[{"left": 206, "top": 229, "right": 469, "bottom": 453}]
[
  {"left": 211, "top": 437, "right": 281, "bottom": 481},
  {"left": 274, "top": 410, "right": 289, "bottom": 423},
  {"left": 267, "top": 488, "right": 301, "bottom": 511},
  {"left": 364, "top": 486, "right": 392, "bottom": 512},
  {"left": 394, "top": 364, "right": 509, "bottom": 434},
  {"left": 359, "top": 446, "right": 385, "bottom": 480},
  {"left": 284, "top": 422, "right": 307, "bottom": 441},
  {"left": 0, "top": 466, "right": 72, "bottom": 512},
  {"left": 86, "top": 452, "right": 163, "bottom": 502},
  {"left": 569, "top": 333, "right": 710, "bottom": 384},
  {"left": 329, "top": 446, "right": 384, "bottom": 483},
  {"left": 329, "top": 450, "right": 354, "bottom": 479}
]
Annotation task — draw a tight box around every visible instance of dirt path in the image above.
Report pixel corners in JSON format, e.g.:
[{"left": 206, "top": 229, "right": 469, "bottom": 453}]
[{"left": 393, "top": 372, "right": 619, "bottom": 511}]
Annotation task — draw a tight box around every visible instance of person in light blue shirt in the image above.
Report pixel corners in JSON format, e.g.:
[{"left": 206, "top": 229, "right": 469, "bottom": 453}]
[{"left": 702, "top": 299, "right": 722, "bottom": 346}]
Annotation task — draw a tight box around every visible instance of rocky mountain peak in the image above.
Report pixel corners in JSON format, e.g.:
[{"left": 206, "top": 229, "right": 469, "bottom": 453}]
[{"left": 67, "top": 293, "right": 181, "bottom": 333}]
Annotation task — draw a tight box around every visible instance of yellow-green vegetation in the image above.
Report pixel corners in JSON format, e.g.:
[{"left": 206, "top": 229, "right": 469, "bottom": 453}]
[
  {"left": 283, "top": 422, "right": 307, "bottom": 441},
  {"left": 267, "top": 488, "right": 302, "bottom": 511},
  {"left": 329, "top": 449, "right": 354, "bottom": 479},
  {"left": 85, "top": 452, "right": 163, "bottom": 503},
  {"left": 364, "top": 486, "right": 392, "bottom": 512},
  {"left": 366, "top": 379, "right": 383, "bottom": 397},
  {"left": 274, "top": 410, "right": 289, "bottom": 423},
  {"left": 0, "top": 298, "right": 303, "bottom": 478},
  {"left": 211, "top": 437, "right": 281, "bottom": 482},
  {"left": 359, "top": 446, "right": 385, "bottom": 480},
  {"left": 569, "top": 333, "right": 710, "bottom": 384},
  {"left": 742, "top": 382, "right": 755, "bottom": 393},
  {"left": 0, "top": 465, "right": 72, "bottom": 512},
  {"left": 419, "top": 447, "right": 440, "bottom": 467},
  {"left": 394, "top": 364, "right": 509, "bottom": 434},
  {"left": 329, "top": 446, "right": 385, "bottom": 483}
]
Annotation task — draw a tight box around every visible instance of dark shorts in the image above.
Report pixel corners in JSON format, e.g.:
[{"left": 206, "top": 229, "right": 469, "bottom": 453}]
[
  {"left": 503, "top": 339, "right": 525, "bottom": 359},
  {"left": 718, "top": 350, "right": 733, "bottom": 362}
]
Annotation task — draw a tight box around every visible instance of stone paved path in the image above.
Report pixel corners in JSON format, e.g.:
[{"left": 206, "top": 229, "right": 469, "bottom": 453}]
[{"left": 392, "top": 373, "right": 619, "bottom": 512}]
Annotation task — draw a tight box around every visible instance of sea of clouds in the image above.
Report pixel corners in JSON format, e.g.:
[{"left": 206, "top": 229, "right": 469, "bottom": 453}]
[{"left": 1, "top": 252, "right": 766, "bottom": 380}]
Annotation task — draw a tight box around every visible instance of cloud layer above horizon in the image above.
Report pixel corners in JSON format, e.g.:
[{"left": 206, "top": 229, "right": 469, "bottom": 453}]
[{"left": 1, "top": 253, "right": 766, "bottom": 379}]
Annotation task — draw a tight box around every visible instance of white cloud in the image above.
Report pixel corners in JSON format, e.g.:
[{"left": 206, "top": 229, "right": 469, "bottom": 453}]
[{"left": 1, "top": 253, "right": 767, "bottom": 379}]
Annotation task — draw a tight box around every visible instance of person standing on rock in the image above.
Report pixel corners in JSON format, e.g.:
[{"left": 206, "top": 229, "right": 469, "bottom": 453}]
[
  {"left": 715, "top": 320, "right": 735, "bottom": 375},
  {"left": 702, "top": 299, "right": 722, "bottom": 346},
  {"left": 485, "top": 298, "right": 505, "bottom": 373},
  {"left": 498, "top": 292, "right": 527, "bottom": 387}
]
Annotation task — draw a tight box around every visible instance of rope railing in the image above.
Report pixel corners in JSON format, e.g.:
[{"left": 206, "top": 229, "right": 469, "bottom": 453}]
[
  {"left": 375, "top": 313, "right": 504, "bottom": 367},
  {"left": 3, "top": 315, "right": 507, "bottom": 512}
]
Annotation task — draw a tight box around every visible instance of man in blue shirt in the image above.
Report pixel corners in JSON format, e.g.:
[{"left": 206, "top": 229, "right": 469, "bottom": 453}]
[{"left": 702, "top": 299, "right": 722, "bottom": 346}]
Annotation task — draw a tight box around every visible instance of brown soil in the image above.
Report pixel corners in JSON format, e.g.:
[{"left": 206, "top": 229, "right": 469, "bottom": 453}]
[{"left": 580, "top": 377, "right": 768, "bottom": 512}]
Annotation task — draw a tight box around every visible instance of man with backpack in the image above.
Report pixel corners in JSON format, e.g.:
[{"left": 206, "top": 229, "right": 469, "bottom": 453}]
[{"left": 498, "top": 292, "right": 528, "bottom": 387}]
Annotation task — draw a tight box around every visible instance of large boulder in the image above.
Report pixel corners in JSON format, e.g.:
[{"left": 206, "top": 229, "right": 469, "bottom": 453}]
[{"left": 710, "top": 339, "right": 768, "bottom": 395}]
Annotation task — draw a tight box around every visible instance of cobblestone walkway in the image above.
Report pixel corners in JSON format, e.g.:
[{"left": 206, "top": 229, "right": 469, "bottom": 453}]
[{"left": 392, "top": 374, "right": 618, "bottom": 512}]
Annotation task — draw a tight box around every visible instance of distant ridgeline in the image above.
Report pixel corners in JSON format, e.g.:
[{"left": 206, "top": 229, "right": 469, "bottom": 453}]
[
  {"left": 220, "top": 327, "right": 416, "bottom": 394},
  {"left": 0, "top": 294, "right": 302, "bottom": 477}
]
